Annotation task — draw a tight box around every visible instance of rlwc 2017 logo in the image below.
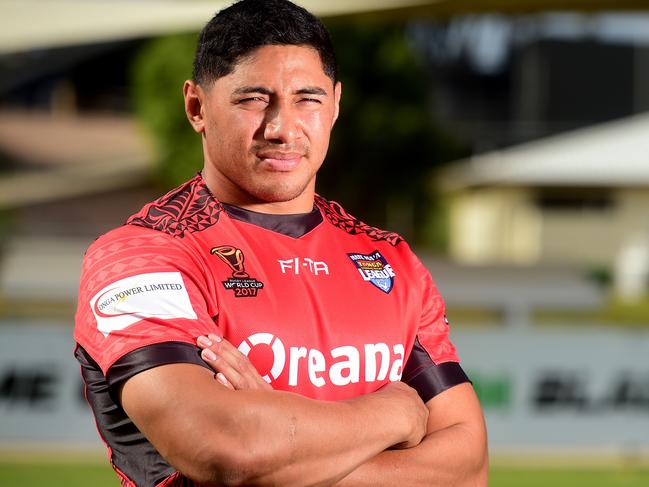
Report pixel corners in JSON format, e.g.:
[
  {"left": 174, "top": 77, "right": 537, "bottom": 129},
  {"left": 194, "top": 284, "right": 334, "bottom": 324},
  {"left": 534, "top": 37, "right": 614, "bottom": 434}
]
[
  {"left": 348, "top": 250, "right": 395, "bottom": 293},
  {"left": 90, "top": 272, "right": 197, "bottom": 336},
  {"left": 211, "top": 245, "right": 264, "bottom": 298},
  {"left": 237, "top": 332, "right": 405, "bottom": 387}
]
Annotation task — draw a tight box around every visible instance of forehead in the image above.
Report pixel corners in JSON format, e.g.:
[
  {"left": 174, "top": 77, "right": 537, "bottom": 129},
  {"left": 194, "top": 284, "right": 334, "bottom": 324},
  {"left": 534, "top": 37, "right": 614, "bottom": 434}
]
[{"left": 221, "top": 45, "right": 331, "bottom": 90}]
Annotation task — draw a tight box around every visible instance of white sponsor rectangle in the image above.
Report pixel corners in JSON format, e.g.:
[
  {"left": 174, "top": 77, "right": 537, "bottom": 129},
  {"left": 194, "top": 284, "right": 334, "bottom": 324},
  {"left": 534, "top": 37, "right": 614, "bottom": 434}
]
[{"left": 89, "top": 271, "right": 197, "bottom": 336}]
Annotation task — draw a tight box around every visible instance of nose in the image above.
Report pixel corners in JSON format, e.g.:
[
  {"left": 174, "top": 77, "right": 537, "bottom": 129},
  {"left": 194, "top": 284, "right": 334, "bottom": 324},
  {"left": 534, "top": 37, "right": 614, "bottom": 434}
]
[{"left": 263, "top": 104, "right": 298, "bottom": 143}]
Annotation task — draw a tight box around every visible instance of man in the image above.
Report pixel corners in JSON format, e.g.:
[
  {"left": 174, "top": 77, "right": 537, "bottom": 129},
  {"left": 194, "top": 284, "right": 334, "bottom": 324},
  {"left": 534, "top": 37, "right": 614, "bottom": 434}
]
[{"left": 74, "top": 1, "right": 488, "bottom": 485}]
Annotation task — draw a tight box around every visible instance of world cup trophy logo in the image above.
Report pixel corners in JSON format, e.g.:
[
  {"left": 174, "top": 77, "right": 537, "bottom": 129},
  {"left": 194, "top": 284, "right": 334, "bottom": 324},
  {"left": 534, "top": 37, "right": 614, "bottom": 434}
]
[
  {"left": 210, "top": 245, "right": 263, "bottom": 297},
  {"left": 211, "top": 245, "right": 249, "bottom": 278}
]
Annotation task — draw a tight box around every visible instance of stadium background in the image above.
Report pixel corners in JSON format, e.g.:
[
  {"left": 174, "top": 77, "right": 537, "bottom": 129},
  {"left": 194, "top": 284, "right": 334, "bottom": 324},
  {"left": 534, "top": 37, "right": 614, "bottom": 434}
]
[{"left": 1, "top": 0, "right": 648, "bottom": 485}]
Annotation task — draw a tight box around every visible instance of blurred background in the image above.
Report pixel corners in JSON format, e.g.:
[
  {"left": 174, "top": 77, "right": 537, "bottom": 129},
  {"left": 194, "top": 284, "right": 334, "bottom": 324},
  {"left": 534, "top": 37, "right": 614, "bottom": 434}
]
[{"left": 1, "top": 0, "right": 648, "bottom": 486}]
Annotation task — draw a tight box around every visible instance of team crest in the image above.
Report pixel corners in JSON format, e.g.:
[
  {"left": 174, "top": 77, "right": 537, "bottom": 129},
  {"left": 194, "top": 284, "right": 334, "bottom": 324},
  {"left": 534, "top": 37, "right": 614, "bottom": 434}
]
[
  {"left": 211, "top": 245, "right": 264, "bottom": 298},
  {"left": 348, "top": 250, "right": 395, "bottom": 294}
]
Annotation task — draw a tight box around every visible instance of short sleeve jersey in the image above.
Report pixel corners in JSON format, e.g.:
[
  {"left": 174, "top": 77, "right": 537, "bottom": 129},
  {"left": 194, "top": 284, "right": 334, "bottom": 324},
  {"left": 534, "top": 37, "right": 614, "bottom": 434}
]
[{"left": 74, "top": 173, "right": 468, "bottom": 487}]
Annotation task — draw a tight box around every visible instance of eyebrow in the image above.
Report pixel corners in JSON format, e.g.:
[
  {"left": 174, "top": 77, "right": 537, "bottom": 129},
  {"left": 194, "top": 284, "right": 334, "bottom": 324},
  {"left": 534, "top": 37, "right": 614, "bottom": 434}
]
[
  {"left": 232, "top": 86, "right": 328, "bottom": 96},
  {"left": 233, "top": 86, "right": 273, "bottom": 96},
  {"left": 295, "top": 86, "right": 327, "bottom": 96}
]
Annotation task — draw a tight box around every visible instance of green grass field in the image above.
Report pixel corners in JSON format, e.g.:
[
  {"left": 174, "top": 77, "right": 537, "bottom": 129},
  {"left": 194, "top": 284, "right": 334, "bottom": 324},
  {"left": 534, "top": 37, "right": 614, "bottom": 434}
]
[{"left": 1, "top": 461, "right": 648, "bottom": 486}]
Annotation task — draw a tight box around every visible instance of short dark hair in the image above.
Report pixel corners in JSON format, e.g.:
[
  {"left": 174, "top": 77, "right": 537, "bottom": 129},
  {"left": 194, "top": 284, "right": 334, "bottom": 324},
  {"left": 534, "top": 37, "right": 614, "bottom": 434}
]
[{"left": 193, "top": 0, "right": 337, "bottom": 85}]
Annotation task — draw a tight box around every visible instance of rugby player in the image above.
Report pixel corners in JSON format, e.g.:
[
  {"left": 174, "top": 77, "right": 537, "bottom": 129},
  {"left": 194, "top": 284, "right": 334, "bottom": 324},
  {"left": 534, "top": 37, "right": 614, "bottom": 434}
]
[{"left": 74, "top": 0, "right": 488, "bottom": 485}]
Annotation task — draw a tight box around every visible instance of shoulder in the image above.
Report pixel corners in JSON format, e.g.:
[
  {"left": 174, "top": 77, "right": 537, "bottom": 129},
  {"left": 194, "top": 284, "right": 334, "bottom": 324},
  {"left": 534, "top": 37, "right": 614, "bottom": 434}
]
[
  {"left": 314, "top": 194, "right": 404, "bottom": 247},
  {"left": 127, "top": 173, "right": 224, "bottom": 238},
  {"left": 82, "top": 224, "right": 172, "bottom": 273},
  {"left": 80, "top": 190, "right": 216, "bottom": 298},
  {"left": 314, "top": 194, "right": 427, "bottom": 278},
  {"left": 80, "top": 173, "right": 231, "bottom": 289}
]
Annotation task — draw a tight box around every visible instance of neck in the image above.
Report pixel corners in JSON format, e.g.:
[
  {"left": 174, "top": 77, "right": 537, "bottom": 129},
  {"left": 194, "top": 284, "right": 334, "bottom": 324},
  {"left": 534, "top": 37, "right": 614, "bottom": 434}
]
[{"left": 235, "top": 198, "right": 315, "bottom": 214}]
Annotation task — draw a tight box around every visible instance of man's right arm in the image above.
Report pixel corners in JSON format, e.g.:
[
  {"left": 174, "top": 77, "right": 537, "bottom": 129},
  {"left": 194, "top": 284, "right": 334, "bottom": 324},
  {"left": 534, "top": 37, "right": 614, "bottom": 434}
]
[{"left": 120, "top": 362, "right": 428, "bottom": 487}]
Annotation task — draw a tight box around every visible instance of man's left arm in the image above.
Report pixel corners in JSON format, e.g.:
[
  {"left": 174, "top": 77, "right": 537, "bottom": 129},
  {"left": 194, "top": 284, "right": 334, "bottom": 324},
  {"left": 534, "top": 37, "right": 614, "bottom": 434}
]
[
  {"left": 339, "top": 256, "right": 486, "bottom": 486},
  {"left": 335, "top": 381, "right": 488, "bottom": 487},
  {"left": 198, "top": 335, "right": 488, "bottom": 487}
]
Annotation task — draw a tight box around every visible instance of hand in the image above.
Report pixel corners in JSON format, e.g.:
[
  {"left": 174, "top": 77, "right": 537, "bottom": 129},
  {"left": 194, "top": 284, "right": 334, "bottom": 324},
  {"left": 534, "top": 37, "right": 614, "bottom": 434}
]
[
  {"left": 196, "top": 334, "right": 272, "bottom": 391},
  {"left": 375, "top": 381, "right": 429, "bottom": 449}
]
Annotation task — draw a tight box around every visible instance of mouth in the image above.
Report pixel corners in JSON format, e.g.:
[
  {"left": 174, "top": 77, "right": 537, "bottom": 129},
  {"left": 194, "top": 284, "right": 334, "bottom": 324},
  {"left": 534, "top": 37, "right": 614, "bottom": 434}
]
[{"left": 257, "top": 151, "right": 304, "bottom": 171}]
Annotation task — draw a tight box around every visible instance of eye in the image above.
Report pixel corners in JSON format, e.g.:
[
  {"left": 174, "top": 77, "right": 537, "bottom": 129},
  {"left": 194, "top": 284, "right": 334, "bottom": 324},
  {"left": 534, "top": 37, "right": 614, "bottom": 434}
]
[
  {"left": 237, "top": 97, "right": 268, "bottom": 106},
  {"left": 298, "top": 97, "right": 322, "bottom": 105}
]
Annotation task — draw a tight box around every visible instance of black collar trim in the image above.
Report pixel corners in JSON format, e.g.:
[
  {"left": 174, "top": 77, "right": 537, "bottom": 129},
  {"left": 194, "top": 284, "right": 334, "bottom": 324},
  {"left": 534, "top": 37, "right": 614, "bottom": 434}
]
[{"left": 222, "top": 203, "right": 323, "bottom": 238}]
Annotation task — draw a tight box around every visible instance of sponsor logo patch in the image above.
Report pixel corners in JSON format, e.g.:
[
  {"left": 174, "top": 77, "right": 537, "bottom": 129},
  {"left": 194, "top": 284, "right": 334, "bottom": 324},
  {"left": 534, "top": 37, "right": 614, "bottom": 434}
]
[
  {"left": 90, "top": 272, "right": 197, "bottom": 336},
  {"left": 278, "top": 257, "right": 330, "bottom": 276},
  {"left": 211, "top": 245, "right": 264, "bottom": 298},
  {"left": 347, "top": 250, "right": 395, "bottom": 293},
  {"left": 237, "top": 331, "right": 404, "bottom": 387}
]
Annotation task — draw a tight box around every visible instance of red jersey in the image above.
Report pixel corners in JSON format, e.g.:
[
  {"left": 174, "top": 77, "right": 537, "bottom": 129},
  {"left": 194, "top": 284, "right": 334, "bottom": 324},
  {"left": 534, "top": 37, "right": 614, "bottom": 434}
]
[{"left": 74, "top": 173, "right": 468, "bottom": 486}]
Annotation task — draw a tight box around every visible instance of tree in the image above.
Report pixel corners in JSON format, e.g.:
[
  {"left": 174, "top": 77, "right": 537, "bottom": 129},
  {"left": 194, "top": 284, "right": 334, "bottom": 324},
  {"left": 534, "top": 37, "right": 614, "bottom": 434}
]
[
  {"left": 132, "top": 33, "right": 203, "bottom": 186},
  {"left": 324, "top": 21, "right": 465, "bottom": 246}
]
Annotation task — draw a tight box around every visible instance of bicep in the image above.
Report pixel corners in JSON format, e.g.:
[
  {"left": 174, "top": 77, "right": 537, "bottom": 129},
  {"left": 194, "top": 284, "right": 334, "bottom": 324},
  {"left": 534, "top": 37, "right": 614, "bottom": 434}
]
[
  {"left": 423, "top": 383, "right": 489, "bottom": 485},
  {"left": 425, "top": 382, "right": 486, "bottom": 439},
  {"left": 121, "top": 362, "right": 214, "bottom": 434},
  {"left": 120, "top": 363, "right": 239, "bottom": 484}
]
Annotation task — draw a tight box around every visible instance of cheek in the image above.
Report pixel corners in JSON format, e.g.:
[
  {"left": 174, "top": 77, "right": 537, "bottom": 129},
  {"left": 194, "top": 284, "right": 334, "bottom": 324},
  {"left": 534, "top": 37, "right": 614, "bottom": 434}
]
[
  {"left": 211, "top": 113, "right": 260, "bottom": 151},
  {"left": 300, "top": 111, "right": 332, "bottom": 145},
  {"left": 230, "top": 113, "right": 257, "bottom": 139}
]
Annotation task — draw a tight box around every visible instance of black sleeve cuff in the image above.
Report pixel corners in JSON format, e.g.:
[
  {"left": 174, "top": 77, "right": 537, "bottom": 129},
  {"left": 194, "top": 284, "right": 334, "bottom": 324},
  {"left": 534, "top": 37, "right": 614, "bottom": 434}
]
[
  {"left": 402, "top": 337, "right": 470, "bottom": 403},
  {"left": 403, "top": 362, "right": 470, "bottom": 403},
  {"left": 106, "top": 341, "right": 212, "bottom": 404}
]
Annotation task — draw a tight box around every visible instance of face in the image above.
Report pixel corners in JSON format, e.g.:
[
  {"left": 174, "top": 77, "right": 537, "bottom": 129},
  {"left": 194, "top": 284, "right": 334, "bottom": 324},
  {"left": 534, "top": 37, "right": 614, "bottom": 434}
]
[{"left": 184, "top": 44, "right": 341, "bottom": 213}]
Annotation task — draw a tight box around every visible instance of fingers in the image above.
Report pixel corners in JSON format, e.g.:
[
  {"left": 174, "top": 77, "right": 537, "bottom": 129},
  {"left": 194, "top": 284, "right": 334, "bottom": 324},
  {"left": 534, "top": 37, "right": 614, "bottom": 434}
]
[
  {"left": 196, "top": 334, "right": 271, "bottom": 391},
  {"left": 197, "top": 335, "right": 246, "bottom": 388},
  {"left": 214, "top": 372, "right": 234, "bottom": 390},
  {"left": 376, "top": 381, "right": 429, "bottom": 449}
]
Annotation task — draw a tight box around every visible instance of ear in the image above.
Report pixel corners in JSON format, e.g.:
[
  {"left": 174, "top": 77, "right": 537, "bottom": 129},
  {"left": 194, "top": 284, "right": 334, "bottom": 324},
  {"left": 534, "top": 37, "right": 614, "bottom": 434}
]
[
  {"left": 184, "top": 80, "right": 205, "bottom": 134},
  {"left": 332, "top": 81, "right": 342, "bottom": 127}
]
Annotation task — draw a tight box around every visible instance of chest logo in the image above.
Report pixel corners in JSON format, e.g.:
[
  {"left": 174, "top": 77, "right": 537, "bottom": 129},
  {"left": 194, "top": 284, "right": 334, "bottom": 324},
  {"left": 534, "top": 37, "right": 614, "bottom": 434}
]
[
  {"left": 348, "top": 250, "right": 395, "bottom": 294},
  {"left": 211, "top": 245, "right": 264, "bottom": 298},
  {"left": 278, "top": 257, "right": 330, "bottom": 276},
  {"left": 237, "top": 331, "right": 405, "bottom": 387}
]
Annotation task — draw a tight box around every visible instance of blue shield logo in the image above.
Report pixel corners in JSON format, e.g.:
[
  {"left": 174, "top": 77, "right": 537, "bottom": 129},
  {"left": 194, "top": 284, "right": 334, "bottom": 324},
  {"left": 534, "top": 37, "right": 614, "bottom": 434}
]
[{"left": 347, "top": 250, "right": 395, "bottom": 294}]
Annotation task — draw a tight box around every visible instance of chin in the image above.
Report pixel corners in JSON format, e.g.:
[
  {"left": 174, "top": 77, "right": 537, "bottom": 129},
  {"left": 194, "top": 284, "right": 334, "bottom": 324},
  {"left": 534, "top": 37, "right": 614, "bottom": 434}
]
[
  {"left": 251, "top": 182, "right": 309, "bottom": 204},
  {"left": 254, "top": 189, "right": 302, "bottom": 204}
]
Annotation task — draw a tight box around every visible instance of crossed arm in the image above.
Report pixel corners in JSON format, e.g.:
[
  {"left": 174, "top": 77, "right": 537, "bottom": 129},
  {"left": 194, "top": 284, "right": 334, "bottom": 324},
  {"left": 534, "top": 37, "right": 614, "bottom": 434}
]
[
  {"left": 335, "top": 382, "right": 488, "bottom": 486},
  {"left": 120, "top": 335, "right": 487, "bottom": 486},
  {"left": 198, "top": 335, "right": 488, "bottom": 486}
]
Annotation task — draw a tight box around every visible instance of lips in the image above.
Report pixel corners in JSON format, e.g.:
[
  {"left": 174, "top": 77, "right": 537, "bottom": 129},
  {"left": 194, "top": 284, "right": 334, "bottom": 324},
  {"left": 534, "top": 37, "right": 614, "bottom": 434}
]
[{"left": 257, "top": 151, "right": 303, "bottom": 171}]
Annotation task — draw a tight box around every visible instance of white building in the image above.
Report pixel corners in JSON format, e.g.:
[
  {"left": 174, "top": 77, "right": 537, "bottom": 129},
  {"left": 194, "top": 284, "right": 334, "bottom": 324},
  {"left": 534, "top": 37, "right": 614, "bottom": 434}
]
[{"left": 437, "top": 113, "right": 649, "bottom": 298}]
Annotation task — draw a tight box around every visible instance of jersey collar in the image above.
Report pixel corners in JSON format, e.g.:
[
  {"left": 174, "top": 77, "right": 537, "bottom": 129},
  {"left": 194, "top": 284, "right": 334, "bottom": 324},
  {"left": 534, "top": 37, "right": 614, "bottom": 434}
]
[{"left": 222, "top": 203, "right": 323, "bottom": 238}]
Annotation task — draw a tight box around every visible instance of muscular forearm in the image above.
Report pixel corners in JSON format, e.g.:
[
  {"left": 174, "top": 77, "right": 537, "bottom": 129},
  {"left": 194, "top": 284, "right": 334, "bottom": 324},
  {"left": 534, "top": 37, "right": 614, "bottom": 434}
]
[
  {"left": 335, "top": 383, "right": 488, "bottom": 487},
  {"left": 205, "top": 386, "right": 419, "bottom": 486},
  {"left": 335, "top": 422, "right": 488, "bottom": 487},
  {"left": 121, "top": 364, "right": 427, "bottom": 487}
]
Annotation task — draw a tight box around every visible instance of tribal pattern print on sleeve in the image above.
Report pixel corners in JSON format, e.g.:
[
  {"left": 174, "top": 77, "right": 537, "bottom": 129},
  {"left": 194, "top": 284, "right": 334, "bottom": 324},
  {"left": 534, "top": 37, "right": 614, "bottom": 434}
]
[{"left": 128, "top": 174, "right": 223, "bottom": 238}]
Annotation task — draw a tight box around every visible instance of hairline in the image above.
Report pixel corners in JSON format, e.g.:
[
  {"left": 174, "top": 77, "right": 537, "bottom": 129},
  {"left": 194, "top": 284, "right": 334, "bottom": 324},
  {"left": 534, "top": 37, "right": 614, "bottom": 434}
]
[{"left": 194, "top": 43, "right": 337, "bottom": 88}]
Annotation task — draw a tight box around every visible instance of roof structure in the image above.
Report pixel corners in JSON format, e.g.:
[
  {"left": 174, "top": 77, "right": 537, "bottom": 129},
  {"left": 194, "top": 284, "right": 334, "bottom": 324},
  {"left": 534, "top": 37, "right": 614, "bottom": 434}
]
[
  {"left": 438, "top": 112, "right": 649, "bottom": 190},
  {"left": 0, "top": 111, "right": 153, "bottom": 208},
  {"left": 2, "top": 0, "right": 649, "bottom": 54},
  {"left": 1, "top": 0, "right": 428, "bottom": 54}
]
